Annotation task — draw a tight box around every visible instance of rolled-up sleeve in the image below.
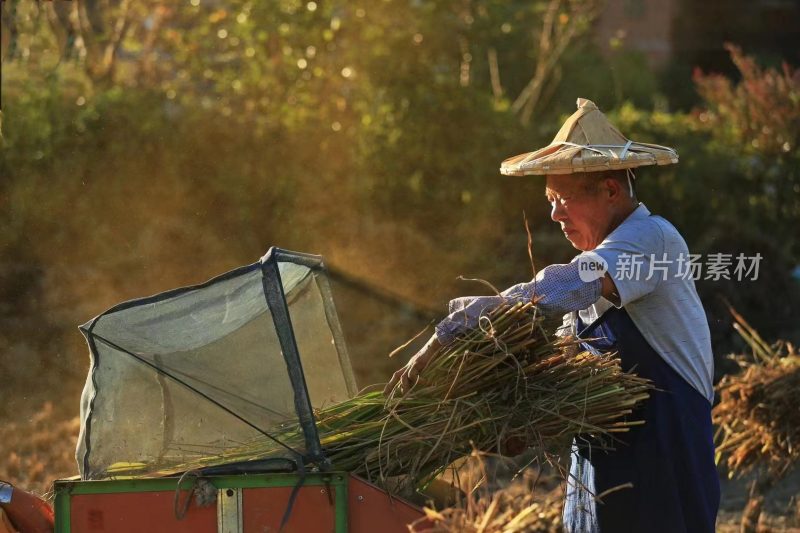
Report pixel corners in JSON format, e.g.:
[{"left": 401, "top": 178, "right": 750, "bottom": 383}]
[
  {"left": 592, "top": 218, "right": 664, "bottom": 307},
  {"left": 435, "top": 295, "right": 506, "bottom": 345},
  {"left": 434, "top": 260, "right": 602, "bottom": 345}
]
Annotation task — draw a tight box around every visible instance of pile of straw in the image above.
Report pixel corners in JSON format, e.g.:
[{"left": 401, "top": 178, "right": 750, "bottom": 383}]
[
  {"left": 411, "top": 486, "right": 562, "bottom": 533},
  {"left": 409, "top": 459, "right": 563, "bottom": 533},
  {"left": 713, "top": 308, "right": 800, "bottom": 479}
]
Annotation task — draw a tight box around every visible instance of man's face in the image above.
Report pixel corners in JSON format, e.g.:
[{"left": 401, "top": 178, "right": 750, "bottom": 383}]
[{"left": 545, "top": 174, "right": 616, "bottom": 251}]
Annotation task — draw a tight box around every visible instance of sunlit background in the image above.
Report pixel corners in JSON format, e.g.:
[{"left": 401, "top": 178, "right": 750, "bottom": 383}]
[{"left": 2, "top": 0, "right": 799, "bottom": 527}]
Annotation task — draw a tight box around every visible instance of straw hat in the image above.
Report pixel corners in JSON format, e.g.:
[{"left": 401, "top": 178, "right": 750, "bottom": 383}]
[{"left": 500, "top": 98, "right": 678, "bottom": 176}]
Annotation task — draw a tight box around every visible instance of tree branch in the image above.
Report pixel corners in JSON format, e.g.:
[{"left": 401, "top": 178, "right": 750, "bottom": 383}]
[
  {"left": 488, "top": 47, "right": 503, "bottom": 100},
  {"left": 100, "top": 0, "right": 133, "bottom": 81},
  {"left": 512, "top": 0, "right": 603, "bottom": 125}
]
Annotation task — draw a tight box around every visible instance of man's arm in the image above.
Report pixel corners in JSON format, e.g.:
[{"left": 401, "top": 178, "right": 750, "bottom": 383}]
[
  {"left": 435, "top": 260, "right": 605, "bottom": 345},
  {"left": 601, "top": 271, "right": 621, "bottom": 306},
  {"left": 383, "top": 334, "right": 442, "bottom": 395},
  {"left": 384, "top": 258, "right": 608, "bottom": 395}
]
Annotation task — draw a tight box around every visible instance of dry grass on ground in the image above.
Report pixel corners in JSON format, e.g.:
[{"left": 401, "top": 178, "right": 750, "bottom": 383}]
[{"left": 0, "top": 402, "right": 80, "bottom": 498}]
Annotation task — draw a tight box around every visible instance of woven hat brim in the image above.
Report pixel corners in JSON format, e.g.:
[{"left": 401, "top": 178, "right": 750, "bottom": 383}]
[{"left": 499, "top": 141, "right": 679, "bottom": 176}]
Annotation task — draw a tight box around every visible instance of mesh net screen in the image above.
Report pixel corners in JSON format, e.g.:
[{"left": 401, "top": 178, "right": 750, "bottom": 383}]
[{"left": 76, "top": 255, "right": 354, "bottom": 479}]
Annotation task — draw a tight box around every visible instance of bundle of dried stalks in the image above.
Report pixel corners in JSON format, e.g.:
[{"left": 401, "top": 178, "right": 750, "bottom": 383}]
[{"left": 713, "top": 308, "right": 800, "bottom": 479}]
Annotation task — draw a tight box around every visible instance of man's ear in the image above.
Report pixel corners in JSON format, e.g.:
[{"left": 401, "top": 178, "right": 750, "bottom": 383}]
[{"left": 602, "top": 177, "right": 622, "bottom": 201}]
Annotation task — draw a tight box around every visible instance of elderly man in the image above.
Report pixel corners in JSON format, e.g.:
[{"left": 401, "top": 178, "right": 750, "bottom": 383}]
[{"left": 385, "top": 99, "right": 719, "bottom": 532}]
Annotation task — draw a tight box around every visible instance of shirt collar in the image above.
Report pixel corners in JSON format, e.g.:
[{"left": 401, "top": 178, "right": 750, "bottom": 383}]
[
  {"left": 599, "top": 202, "right": 651, "bottom": 245},
  {"left": 628, "top": 202, "right": 651, "bottom": 220}
]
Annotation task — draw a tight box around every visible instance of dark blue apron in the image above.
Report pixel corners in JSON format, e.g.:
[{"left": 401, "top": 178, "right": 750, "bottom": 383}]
[{"left": 562, "top": 306, "right": 719, "bottom": 532}]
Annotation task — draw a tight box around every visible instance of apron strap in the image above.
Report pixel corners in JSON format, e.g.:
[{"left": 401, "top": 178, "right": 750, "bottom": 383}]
[{"left": 575, "top": 308, "right": 616, "bottom": 340}]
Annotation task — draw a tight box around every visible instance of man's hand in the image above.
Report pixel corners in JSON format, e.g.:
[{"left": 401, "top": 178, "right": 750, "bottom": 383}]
[{"left": 383, "top": 335, "right": 442, "bottom": 396}]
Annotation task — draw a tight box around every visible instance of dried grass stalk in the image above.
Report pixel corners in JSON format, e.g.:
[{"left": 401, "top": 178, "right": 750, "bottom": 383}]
[
  {"left": 713, "top": 307, "right": 800, "bottom": 479},
  {"left": 409, "top": 461, "right": 563, "bottom": 533}
]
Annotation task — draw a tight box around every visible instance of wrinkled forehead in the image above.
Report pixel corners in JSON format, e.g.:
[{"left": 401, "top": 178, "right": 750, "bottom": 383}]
[{"left": 544, "top": 174, "right": 593, "bottom": 196}]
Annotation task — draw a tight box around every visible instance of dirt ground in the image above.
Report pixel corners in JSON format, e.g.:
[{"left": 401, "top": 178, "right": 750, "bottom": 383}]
[
  {"left": 1, "top": 401, "right": 798, "bottom": 531},
  {"left": 0, "top": 402, "right": 79, "bottom": 501}
]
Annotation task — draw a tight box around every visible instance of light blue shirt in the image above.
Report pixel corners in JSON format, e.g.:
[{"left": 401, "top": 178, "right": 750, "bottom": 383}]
[{"left": 435, "top": 203, "right": 714, "bottom": 403}]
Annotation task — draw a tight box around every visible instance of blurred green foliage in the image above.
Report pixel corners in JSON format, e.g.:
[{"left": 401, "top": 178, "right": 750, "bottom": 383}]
[{"left": 1, "top": 0, "right": 798, "bottom": 421}]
